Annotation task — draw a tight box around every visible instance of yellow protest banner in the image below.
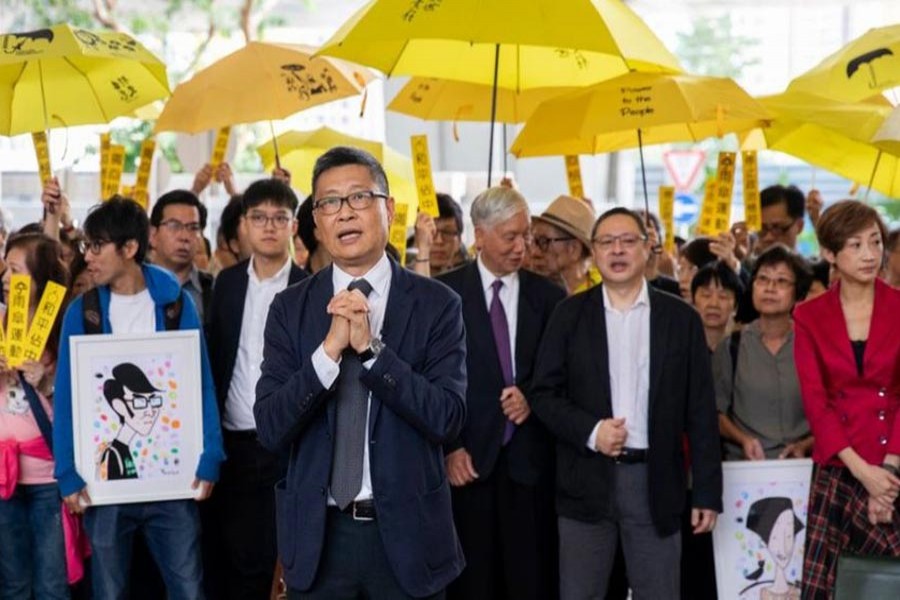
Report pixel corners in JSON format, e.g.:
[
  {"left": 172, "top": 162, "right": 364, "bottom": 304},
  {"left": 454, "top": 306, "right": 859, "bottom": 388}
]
[
  {"left": 133, "top": 137, "right": 156, "bottom": 209},
  {"left": 103, "top": 144, "right": 125, "bottom": 199},
  {"left": 696, "top": 176, "right": 717, "bottom": 236},
  {"left": 5, "top": 274, "right": 31, "bottom": 368},
  {"left": 711, "top": 152, "right": 737, "bottom": 235},
  {"left": 564, "top": 155, "right": 585, "bottom": 199},
  {"left": 741, "top": 151, "right": 762, "bottom": 231},
  {"left": 211, "top": 126, "right": 231, "bottom": 168},
  {"left": 32, "top": 132, "right": 52, "bottom": 186},
  {"left": 389, "top": 201, "right": 410, "bottom": 266},
  {"left": 658, "top": 186, "right": 675, "bottom": 254},
  {"left": 21, "top": 281, "right": 67, "bottom": 364},
  {"left": 410, "top": 135, "right": 439, "bottom": 217},
  {"left": 100, "top": 133, "right": 111, "bottom": 192}
]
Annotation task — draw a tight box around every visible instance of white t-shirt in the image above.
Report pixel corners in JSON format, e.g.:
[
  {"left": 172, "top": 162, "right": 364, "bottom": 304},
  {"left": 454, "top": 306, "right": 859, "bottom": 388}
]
[{"left": 109, "top": 289, "right": 156, "bottom": 334}]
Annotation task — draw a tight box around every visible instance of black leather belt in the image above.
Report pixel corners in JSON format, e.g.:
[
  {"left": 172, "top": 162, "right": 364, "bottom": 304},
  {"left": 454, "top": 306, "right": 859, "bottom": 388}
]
[
  {"left": 614, "top": 447, "right": 648, "bottom": 464},
  {"left": 332, "top": 499, "right": 376, "bottom": 521}
]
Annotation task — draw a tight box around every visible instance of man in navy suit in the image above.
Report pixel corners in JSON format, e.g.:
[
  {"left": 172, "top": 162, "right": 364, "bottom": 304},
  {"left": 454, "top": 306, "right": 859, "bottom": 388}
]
[
  {"left": 204, "top": 178, "right": 308, "bottom": 599},
  {"left": 254, "top": 146, "right": 467, "bottom": 599}
]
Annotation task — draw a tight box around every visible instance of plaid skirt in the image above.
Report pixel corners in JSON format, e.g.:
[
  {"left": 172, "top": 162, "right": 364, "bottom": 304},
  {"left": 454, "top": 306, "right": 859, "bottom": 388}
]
[{"left": 802, "top": 465, "right": 900, "bottom": 600}]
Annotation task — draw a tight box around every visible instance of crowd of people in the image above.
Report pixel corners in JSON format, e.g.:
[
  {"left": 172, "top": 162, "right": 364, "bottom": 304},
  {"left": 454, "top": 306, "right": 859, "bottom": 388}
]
[{"left": 0, "top": 146, "right": 899, "bottom": 600}]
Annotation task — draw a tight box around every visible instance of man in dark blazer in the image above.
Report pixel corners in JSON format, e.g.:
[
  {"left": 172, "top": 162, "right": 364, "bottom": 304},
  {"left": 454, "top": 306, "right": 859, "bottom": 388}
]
[
  {"left": 532, "top": 207, "right": 722, "bottom": 600},
  {"left": 437, "top": 186, "right": 565, "bottom": 600},
  {"left": 204, "top": 178, "right": 307, "bottom": 599},
  {"left": 254, "top": 146, "right": 467, "bottom": 599}
]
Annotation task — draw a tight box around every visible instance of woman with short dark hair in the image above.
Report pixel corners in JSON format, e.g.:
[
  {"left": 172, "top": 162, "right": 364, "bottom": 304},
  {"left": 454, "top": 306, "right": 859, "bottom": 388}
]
[{"left": 794, "top": 200, "right": 900, "bottom": 598}]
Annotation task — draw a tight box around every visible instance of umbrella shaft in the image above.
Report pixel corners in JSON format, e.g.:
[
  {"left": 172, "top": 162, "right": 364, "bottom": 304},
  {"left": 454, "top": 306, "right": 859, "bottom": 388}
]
[{"left": 487, "top": 44, "right": 500, "bottom": 187}]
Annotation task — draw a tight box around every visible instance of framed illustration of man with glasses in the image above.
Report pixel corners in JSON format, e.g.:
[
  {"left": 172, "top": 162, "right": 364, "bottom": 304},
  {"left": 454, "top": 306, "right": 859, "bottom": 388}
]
[{"left": 69, "top": 330, "right": 204, "bottom": 505}]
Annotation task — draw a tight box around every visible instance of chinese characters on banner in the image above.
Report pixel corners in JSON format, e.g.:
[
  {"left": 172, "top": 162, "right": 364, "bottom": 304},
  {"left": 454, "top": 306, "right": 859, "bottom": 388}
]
[
  {"left": 742, "top": 151, "right": 762, "bottom": 231},
  {"left": 389, "top": 201, "right": 410, "bottom": 266},
  {"left": 564, "top": 155, "right": 584, "bottom": 199},
  {"left": 658, "top": 186, "right": 675, "bottom": 254},
  {"left": 99, "top": 133, "right": 111, "bottom": 192},
  {"left": 103, "top": 144, "right": 125, "bottom": 199},
  {"left": 133, "top": 138, "right": 157, "bottom": 209},
  {"left": 2, "top": 278, "right": 67, "bottom": 367},
  {"left": 410, "top": 135, "right": 439, "bottom": 217},
  {"left": 711, "top": 152, "right": 736, "bottom": 235},
  {"left": 697, "top": 176, "right": 718, "bottom": 236},
  {"left": 32, "top": 132, "right": 52, "bottom": 186},
  {"left": 211, "top": 126, "right": 231, "bottom": 169}
]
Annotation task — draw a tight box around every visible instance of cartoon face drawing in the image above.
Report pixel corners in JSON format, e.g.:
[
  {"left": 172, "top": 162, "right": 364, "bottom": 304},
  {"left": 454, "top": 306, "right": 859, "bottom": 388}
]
[{"left": 103, "top": 363, "right": 163, "bottom": 438}]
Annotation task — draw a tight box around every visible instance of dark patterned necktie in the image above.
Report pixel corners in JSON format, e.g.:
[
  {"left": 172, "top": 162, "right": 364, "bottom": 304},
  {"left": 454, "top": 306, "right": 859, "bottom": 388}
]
[{"left": 329, "top": 278, "right": 373, "bottom": 509}]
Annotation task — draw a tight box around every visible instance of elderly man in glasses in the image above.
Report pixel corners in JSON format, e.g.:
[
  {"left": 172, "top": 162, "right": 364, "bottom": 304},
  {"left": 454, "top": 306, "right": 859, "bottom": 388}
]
[{"left": 529, "top": 195, "right": 597, "bottom": 295}]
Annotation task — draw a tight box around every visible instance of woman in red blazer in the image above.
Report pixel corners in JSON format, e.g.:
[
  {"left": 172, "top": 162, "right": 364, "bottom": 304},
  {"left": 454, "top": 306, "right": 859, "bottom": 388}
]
[{"left": 794, "top": 200, "right": 900, "bottom": 599}]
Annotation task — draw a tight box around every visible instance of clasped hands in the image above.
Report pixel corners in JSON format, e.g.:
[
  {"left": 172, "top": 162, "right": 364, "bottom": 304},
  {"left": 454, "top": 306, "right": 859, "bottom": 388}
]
[
  {"left": 323, "top": 289, "right": 372, "bottom": 361},
  {"left": 862, "top": 463, "right": 900, "bottom": 525}
]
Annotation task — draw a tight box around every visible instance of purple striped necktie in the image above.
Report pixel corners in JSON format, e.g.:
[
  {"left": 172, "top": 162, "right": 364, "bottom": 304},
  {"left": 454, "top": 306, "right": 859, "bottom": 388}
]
[{"left": 489, "top": 279, "right": 516, "bottom": 445}]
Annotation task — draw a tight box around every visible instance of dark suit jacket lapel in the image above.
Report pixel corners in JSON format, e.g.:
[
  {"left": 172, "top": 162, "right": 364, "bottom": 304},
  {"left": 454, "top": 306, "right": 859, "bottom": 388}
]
[
  {"left": 589, "top": 285, "right": 613, "bottom": 413},
  {"left": 305, "top": 266, "right": 336, "bottom": 433},
  {"left": 465, "top": 263, "right": 506, "bottom": 386},
  {"left": 648, "top": 287, "right": 667, "bottom": 416},
  {"left": 370, "top": 260, "right": 415, "bottom": 433}
]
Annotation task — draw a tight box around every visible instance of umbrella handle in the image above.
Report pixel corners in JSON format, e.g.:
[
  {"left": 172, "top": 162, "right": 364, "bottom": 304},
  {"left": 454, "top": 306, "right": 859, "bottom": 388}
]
[{"left": 269, "top": 121, "right": 281, "bottom": 171}]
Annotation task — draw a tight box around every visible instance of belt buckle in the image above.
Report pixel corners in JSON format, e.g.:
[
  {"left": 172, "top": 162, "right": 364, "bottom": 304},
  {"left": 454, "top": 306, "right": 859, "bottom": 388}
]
[{"left": 352, "top": 502, "right": 374, "bottom": 522}]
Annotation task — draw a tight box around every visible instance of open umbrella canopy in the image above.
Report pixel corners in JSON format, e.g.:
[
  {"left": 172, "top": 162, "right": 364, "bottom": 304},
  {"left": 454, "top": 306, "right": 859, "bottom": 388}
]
[
  {"left": 786, "top": 24, "right": 900, "bottom": 103},
  {"left": 257, "top": 127, "right": 419, "bottom": 222},
  {"left": 872, "top": 105, "right": 900, "bottom": 156},
  {"left": 155, "top": 42, "right": 374, "bottom": 133},
  {"left": 0, "top": 24, "right": 170, "bottom": 135},
  {"left": 388, "top": 77, "right": 576, "bottom": 124},
  {"left": 743, "top": 92, "right": 900, "bottom": 198},
  {"left": 317, "top": 0, "right": 681, "bottom": 89},
  {"left": 510, "top": 71, "right": 769, "bottom": 157}
]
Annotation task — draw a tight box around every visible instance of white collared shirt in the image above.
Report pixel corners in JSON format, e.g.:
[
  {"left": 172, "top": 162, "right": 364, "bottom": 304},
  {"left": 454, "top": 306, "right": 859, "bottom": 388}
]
[
  {"left": 223, "top": 256, "right": 293, "bottom": 431},
  {"left": 476, "top": 255, "right": 519, "bottom": 380},
  {"left": 587, "top": 280, "right": 651, "bottom": 451},
  {"left": 312, "top": 253, "right": 392, "bottom": 503}
]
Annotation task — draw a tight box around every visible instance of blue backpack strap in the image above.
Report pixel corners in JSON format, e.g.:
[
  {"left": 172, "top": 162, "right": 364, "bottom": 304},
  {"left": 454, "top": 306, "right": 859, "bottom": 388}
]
[{"left": 19, "top": 372, "right": 53, "bottom": 454}]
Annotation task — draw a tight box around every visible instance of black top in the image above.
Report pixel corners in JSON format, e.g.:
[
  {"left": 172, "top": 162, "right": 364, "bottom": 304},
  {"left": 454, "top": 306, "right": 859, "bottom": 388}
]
[
  {"left": 102, "top": 438, "right": 137, "bottom": 480},
  {"left": 851, "top": 340, "right": 866, "bottom": 376}
]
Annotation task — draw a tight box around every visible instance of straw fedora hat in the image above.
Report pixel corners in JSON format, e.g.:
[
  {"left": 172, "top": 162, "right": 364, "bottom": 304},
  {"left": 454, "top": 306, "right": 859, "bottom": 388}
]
[{"left": 532, "top": 195, "right": 596, "bottom": 250}]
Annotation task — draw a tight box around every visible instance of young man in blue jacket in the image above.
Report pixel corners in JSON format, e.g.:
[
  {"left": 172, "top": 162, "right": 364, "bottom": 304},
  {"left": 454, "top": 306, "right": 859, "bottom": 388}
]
[{"left": 53, "top": 197, "right": 224, "bottom": 599}]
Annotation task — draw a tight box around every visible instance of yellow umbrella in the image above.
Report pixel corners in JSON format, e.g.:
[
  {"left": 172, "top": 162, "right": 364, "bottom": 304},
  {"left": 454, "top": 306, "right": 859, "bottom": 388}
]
[
  {"left": 155, "top": 42, "right": 374, "bottom": 134},
  {"left": 786, "top": 24, "right": 900, "bottom": 103},
  {"left": 511, "top": 72, "right": 769, "bottom": 156},
  {"left": 0, "top": 24, "right": 170, "bottom": 135},
  {"left": 388, "top": 77, "right": 576, "bottom": 124},
  {"left": 872, "top": 105, "right": 900, "bottom": 156},
  {"left": 744, "top": 91, "right": 899, "bottom": 198},
  {"left": 511, "top": 71, "right": 769, "bottom": 212},
  {"left": 257, "top": 127, "right": 419, "bottom": 224},
  {"left": 319, "top": 0, "right": 681, "bottom": 184}
]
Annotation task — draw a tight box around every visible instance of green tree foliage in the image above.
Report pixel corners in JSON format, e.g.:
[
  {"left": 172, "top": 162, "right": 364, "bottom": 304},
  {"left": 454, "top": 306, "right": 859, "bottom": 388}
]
[{"left": 675, "top": 14, "right": 760, "bottom": 78}]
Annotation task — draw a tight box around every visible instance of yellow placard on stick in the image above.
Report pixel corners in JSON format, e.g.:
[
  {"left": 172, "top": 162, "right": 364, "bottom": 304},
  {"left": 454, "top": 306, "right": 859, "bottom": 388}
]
[
  {"left": 103, "top": 144, "right": 125, "bottom": 200},
  {"left": 5, "top": 274, "right": 31, "bottom": 368},
  {"left": 564, "top": 155, "right": 585, "bottom": 199},
  {"left": 658, "top": 186, "right": 675, "bottom": 254},
  {"left": 741, "top": 151, "right": 762, "bottom": 231},
  {"left": 410, "top": 135, "right": 439, "bottom": 217},
  {"left": 32, "top": 132, "right": 52, "bottom": 186},
  {"left": 99, "top": 133, "right": 111, "bottom": 192},
  {"left": 389, "top": 201, "right": 410, "bottom": 266},
  {"left": 133, "top": 137, "right": 156, "bottom": 209},
  {"left": 21, "top": 281, "right": 67, "bottom": 365},
  {"left": 711, "top": 152, "right": 737, "bottom": 235},
  {"left": 211, "top": 126, "right": 231, "bottom": 169},
  {"left": 696, "top": 176, "right": 717, "bottom": 236}
]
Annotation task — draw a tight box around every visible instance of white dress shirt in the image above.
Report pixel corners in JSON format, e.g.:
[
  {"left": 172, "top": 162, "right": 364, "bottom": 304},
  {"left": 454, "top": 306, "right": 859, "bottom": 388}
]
[
  {"left": 476, "top": 255, "right": 519, "bottom": 380},
  {"left": 312, "top": 253, "right": 392, "bottom": 503},
  {"left": 223, "top": 256, "right": 293, "bottom": 431},
  {"left": 587, "top": 280, "right": 651, "bottom": 451}
]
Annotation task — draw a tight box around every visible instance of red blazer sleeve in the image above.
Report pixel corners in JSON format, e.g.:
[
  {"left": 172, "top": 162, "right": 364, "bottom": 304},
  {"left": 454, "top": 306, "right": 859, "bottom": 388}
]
[{"left": 793, "top": 301, "right": 851, "bottom": 463}]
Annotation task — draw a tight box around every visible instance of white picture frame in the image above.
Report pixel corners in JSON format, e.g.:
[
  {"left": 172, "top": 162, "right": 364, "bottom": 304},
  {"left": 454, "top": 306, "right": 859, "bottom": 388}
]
[
  {"left": 713, "top": 458, "right": 814, "bottom": 600},
  {"left": 70, "top": 330, "right": 204, "bottom": 506}
]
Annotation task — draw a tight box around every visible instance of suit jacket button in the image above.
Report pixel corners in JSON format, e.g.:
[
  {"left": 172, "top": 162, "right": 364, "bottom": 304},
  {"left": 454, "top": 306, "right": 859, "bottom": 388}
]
[
  {"left": 880, "top": 435, "right": 888, "bottom": 445},
  {"left": 879, "top": 410, "right": 887, "bottom": 421},
  {"left": 878, "top": 388, "right": 887, "bottom": 397},
  {"left": 319, "top": 487, "right": 326, "bottom": 495}
]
